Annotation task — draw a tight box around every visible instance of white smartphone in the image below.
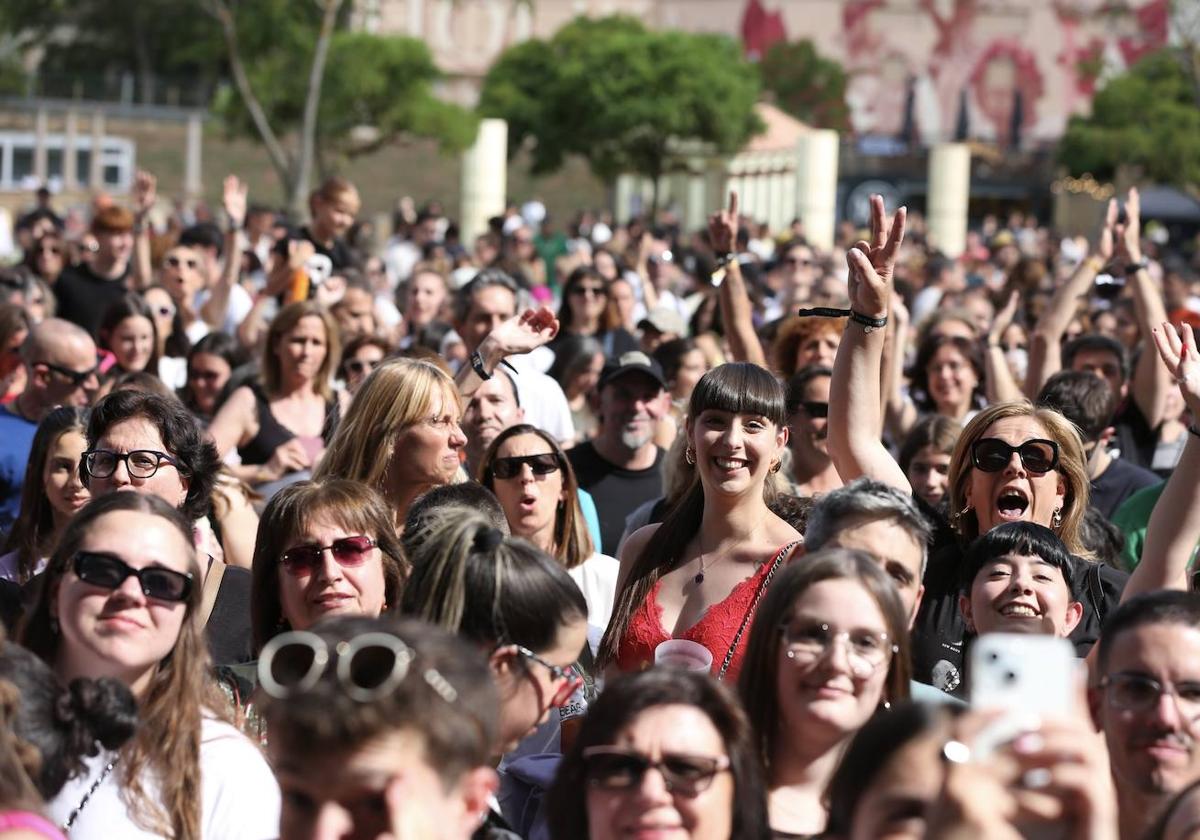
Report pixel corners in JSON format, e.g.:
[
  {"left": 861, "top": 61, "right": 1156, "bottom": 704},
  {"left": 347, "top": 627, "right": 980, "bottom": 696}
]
[{"left": 969, "top": 633, "right": 1078, "bottom": 758}]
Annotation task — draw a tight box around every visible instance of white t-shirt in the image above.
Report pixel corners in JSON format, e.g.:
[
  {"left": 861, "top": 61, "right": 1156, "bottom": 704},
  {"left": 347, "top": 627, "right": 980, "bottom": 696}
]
[
  {"left": 505, "top": 356, "right": 576, "bottom": 446},
  {"left": 567, "top": 552, "right": 618, "bottom": 634},
  {"left": 195, "top": 285, "right": 254, "bottom": 337},
  {"left": 46, "top": 717, "right": 280, "bottom": 840}
]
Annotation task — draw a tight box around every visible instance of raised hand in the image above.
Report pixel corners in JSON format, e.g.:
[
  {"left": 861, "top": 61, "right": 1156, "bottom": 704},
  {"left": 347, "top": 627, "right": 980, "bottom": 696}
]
[
  {"left": 1115, "top": 186, "right": 1142, "bottom": 265},
  {"left": 845, "top": 194, "right": 906, "bottom": 319},
  {"left": 223, "top": 174, "right": 248, "bottom": 231},
  {"left": 132, "top": 170, "right": 157, "bottom": 219},
  {"left": 707, "top": 191, "right": 738, "bottom": 256},
  {"left": 1097, "top": 197, "right": 1118, "bottom": 263},
  {"left": 988, "top": 290, "right": 1021, "bottom": 347},
  {"left": 1152, "top": 321, "right": 1200, "bottom": 417},
  {"left": 488, "top": 306, "right": 559, "bottom": 357}
]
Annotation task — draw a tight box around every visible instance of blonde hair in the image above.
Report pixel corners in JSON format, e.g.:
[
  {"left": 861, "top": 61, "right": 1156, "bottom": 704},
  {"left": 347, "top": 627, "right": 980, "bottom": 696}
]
[
  {"left": 947, "top": 400, "right": 1092, "bottom": 557},
  {"left": 314, "top": 358, "right": 460, "bottom": 492},
  {"left": 263, "top": 301, "right": 339, "bottom": 402}
]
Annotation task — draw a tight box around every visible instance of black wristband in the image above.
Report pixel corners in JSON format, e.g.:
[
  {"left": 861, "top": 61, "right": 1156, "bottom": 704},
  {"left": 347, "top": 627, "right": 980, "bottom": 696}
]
[
  {"left": 470, "top": 350, "right": 492, "bottom": 381},
  {"left": 849, "top": 310, "right": 888, "bottom": 332}
]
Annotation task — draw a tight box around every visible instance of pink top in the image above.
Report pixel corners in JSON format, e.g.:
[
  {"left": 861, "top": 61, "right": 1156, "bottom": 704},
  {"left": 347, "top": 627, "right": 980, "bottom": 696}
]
[
  {"left": 0, "top": 811, "right": 66, "bottom": 840},
  {"left": 615, "top": 542, "right": 796, "bottom": 682}
]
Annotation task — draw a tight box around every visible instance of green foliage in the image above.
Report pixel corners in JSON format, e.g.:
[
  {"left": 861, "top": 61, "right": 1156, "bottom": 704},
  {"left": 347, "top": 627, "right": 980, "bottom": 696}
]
[
  {"left": 759, "top": 40, "right": 850, "bottom": 131},
  {"left": 1058, "top": 49, "right": 1200, "bottom": 187},
  {"left": 480, "top": 16, "right": 762, "bottom": 184}
]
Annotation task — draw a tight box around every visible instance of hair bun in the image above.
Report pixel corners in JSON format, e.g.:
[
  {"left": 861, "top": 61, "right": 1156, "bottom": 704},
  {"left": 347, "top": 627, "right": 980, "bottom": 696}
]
[{"left": 473, "top": 526, "right": 504, "bottom": 554}]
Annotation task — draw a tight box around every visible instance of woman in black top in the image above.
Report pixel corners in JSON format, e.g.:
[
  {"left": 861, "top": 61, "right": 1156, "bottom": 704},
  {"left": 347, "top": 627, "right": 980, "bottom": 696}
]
[{"left": 550, "top": 267, "right": 637, "bottom": 360}]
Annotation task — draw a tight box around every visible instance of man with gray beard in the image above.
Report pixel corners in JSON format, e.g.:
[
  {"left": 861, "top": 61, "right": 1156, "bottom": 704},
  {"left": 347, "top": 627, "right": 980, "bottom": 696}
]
[{"left": 567, "top": 351, "right": 667, "bottom": 555}]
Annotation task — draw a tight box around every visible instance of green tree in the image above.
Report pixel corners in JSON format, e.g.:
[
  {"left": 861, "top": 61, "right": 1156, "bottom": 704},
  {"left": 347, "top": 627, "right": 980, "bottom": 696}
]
[
  {"left": 205, "top": 0, "right": 475, "bottom": 214},
  {"left": 479, "top": 16, "right": 762, "bottom": 212},
  {"left": 1058, "top": 49, "right": 1200, "bottom": 187},
  {"left": 759, "top": 39, "right": 850, "bottom": 131}
]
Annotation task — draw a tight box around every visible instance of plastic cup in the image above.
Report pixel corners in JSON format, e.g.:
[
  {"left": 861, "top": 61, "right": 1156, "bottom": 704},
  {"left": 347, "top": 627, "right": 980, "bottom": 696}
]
[{"left": 654, "top": 639, "right": 714, "bottom": 674}]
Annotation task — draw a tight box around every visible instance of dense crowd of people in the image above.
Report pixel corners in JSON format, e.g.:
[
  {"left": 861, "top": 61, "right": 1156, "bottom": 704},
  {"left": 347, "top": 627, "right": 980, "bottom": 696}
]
[{"left": 0, "top": 168, "right": 1196, "bottom": 840}]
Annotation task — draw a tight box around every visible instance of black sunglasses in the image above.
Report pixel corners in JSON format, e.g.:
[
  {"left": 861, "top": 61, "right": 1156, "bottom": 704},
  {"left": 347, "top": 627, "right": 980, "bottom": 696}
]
[
  {"left": 345, "top": 358, "right": 380, "bottom": 376},
  {"left": 581, "top": 747, "right": 731, "bottom": 797},
  {"left": 971, "top": 438, "right": 1060, "bottom": 474},
  {"left": 280, "top": 535, "right": 376, "bottom": 576},
  {"left": 73, "top": 551, "right": 193, "bottom": 603},
  {"left": 491, "top": 452, "right": 561, "bottom": 480},
  {"left": 800, "top": 401, "right": 828, "bottom": 418},
  {"left": 37, "top": 360, "right": 99, "bottom": 388},
  {"left": 165, "top": 255, "right": 199, "bottom": 270}
]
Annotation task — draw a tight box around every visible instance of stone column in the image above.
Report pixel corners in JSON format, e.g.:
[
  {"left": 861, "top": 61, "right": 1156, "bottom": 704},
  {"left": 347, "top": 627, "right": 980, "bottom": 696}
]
[
  {"left": 184, "top": 112, "right": 203, "bottom": 201},
  {"left": 794, "top": 129, "right": 839, "bottom": 252},
  {"left": 459, "top": 118, "right": 508, "bottom": 245},
  {"left": 33, "top": 108, "right": 48, "bottom": 184},
  {"left": 684, "top": 170, "right": 707, "bottom": 234},
  {"left": 927, "top": 142, "right": 971, "bottom": 258},
  {"left": 89, "top": 110, "right": 106, "bottom": 190},
  {"left": 614, "top": 174, "right": 637, "bottom": 225},
  {"left": 63, "top": 109, "right": 79, "bottom": 191}
]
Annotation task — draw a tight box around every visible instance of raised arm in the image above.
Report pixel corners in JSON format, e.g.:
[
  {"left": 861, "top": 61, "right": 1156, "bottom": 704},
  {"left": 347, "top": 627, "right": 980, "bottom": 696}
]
[
  {"left": 709, "top": 191, "right": 767, "bottom": 368},
  {"left": 454, "top": 307, "right": 559, "bottom": 397},
  {"left": 984, "top": 291, "right": 1025, "bottom": 404},
  {"left": 130, "top": 170, "right": 156, "bottom": 291},
  {"left": 201, "top": 175, "right": 247, "bottom": 329},
  {"left": 1122, "top": 322, "right": 1200, "bottom": 598},
  {"left": 1118, "top": 188, "right": 1172, "bottom": 428},
  {"left": 827, "top": 195, "right": 912, "bottom": 492},
  {"left": 882, "top": 294, "right": 918, "bottom": 440},
  {"left": 1025, "top": 249, "right": 1105, "bottom": 397}
]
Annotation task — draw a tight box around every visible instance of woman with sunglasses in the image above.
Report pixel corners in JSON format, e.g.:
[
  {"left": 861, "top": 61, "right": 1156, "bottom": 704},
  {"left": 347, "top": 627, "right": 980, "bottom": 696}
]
[
  {"left": 829, "top": 194, "right": 1200, "bottom": 696},
  {"left": 550, "top": 267, "right": 638, "bottom": 360},
  {"left": 141, "top": 286, "right": 189, "bottom": 390},
  {"left": 80, "top": 390, "right": 256, "bottom": 664},
  {"left": 547, "top": 667, "right": 769, "bottom": 840},
  {"left": 737, "top": 549, "right": 910, "bottom": 837},
  {"left": 179, "top": 333, "right": 243, "bottom": 428},
  {"left": 479, "top": 423, "right": 618, "bottom": 634},
  {"left": 249, "top": 479, "right": 406, "bottom": 652},
  {"left": 315, "top": 357, "right": 467, "bottom": 529},
  {"left": 258, "top": 615, "right": 501, "bottom": 840},
  {"left": 0, "top": 407, "right": 89, "bottom": 584},
  {"left": 25, "top": 231, "right": 65, "bottom": 287},
  {"left": 19, "top": 492, "right": 280, "bottom": 839},
  {"left": 402, "top": 512, "right": 589, "bottom": 759},
  {"left": 338, "top": 334, "right": 389, "bottom": 396}
]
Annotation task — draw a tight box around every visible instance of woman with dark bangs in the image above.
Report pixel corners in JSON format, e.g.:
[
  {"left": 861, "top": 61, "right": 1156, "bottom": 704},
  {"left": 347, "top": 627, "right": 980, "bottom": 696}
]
[{"left": 597, "top": 363, "right": 802, "bottom": 682}]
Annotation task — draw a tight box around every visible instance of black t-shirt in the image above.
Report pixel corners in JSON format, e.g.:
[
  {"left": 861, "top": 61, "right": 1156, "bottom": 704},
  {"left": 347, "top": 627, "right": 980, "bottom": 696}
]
[
  {"left": 272, "top": 226, "right": 354, "bottom": 273},
  {"left": 207, "top": 565, "right": 254, "bottom": 666},
  {"left": 1113, "top": 398, "right": 1157, "bottom": 469},
  {"left": 1090, "top": 457, "right": 1161, "bottom": 519},
  {"left": 568, "top": 442, "right": 665, "bottom": 555},
  {"left": 55, "top": 262, "right": 132, "bottom": 337},
  {"left": 910, "top": 499, "right": 1129, "bottom": 698}
]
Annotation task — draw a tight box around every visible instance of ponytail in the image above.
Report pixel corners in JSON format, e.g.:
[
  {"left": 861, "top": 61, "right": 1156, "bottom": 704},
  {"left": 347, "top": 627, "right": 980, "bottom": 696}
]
[{"left": 402, "top": 512, "right": 587, "bottom": 650}]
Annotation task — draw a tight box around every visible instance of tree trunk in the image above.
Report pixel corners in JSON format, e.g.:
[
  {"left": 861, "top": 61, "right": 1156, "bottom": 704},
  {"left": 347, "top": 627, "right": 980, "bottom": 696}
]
[{"left": 292, "top": 0, "right": 342, "bottom": 219}]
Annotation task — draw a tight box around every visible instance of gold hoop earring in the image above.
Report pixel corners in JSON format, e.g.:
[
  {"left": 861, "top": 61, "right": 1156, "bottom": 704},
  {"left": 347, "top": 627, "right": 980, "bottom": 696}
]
[{"left": 769, "top": 460, "right": 781, "bottom": 474}]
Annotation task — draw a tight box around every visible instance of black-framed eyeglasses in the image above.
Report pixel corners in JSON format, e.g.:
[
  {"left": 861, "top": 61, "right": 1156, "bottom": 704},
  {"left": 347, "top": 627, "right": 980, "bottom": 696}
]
[
  {"left": 582, "top": 747, "right": 731, "bottom": 797},
  {"left": 800, "top": 401, "right": 828, "bottom": 418},
  {"left": 970, "top": 438, "right": 1060, "bottom": 474},
  {"left": 83, "top": 449, "right": 180, "bottom": 480},
  {"left": 490, "top": 452, "right": 561, "bottom": 481},
  {"left": 779, "top": 620, "right": 897, "bottom": 679},
  {"left": 1100, "top": 672, "right": 1200, "bottom": 718},
  {"left": 258, "top": 630, "right": 459, "bottom": 704},
  {"left": 279, "top": 535, "right": 376, "bottom": 576},
  {"left": 36, "top": 360, "right": 99, "bottom": 388},
  {"left": 72, "top": 551, "right": 193, "bottom": 603}
]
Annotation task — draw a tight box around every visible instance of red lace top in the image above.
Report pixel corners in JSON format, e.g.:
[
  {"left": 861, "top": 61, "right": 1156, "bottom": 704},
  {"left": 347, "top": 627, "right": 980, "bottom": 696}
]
[{"left": 614, "top": 542, "right": 798, "bottom": 682}]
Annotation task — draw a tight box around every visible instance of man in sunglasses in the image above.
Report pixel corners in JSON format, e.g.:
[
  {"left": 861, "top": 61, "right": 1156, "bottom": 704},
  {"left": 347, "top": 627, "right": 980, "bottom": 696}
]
[
  {"left": 0, "top": 318, "right": 98, "bottom": 533},
  {"left": 1091, "top": 591, "right": 1200, "bottom": 840},
  {"left": 784, "top": 365, "right": 842, "bottom": 496}
]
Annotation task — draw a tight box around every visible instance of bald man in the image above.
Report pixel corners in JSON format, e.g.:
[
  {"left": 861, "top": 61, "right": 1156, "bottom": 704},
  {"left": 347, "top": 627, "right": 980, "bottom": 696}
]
[{"left": 0, "top": 318, "right": 99, "bottom": 532}]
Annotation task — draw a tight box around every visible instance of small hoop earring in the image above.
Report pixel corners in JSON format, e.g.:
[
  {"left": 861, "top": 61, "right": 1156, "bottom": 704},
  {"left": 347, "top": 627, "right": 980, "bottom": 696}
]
[
  {"left": 769, "top": 460, "right": 781, "bottom": 474},
  {"left": 685, "top": 447, "right": 696, "bottom": 465},
  {"left": 786, "top": 649, "right": 796, "bottom": 659}
]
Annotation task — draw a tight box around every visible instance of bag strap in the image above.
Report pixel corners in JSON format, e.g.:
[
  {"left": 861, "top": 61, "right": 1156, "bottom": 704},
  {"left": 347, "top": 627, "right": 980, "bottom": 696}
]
[
  {"left": 198, "top": 558, "right": 226, "bottom": 629},
  {"left": 715, "top": 540, "right": 799, "bottom": 681}
]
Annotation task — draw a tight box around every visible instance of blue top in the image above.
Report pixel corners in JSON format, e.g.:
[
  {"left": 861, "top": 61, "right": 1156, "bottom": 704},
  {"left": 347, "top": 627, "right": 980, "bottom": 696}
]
[{"left": 0, "top": 405, "right": 38, "bottom": 538}]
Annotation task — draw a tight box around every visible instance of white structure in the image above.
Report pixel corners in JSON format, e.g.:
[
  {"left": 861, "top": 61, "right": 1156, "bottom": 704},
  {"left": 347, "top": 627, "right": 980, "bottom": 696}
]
[
  {"left": 793, "top": 129, "right": 839, "bottom": 252},
  {"left": 926, "top": 142, "right": 971, "bottom": 258},
  {"left": 460, "top": 118, "right": 508, "bottom": 244}
]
